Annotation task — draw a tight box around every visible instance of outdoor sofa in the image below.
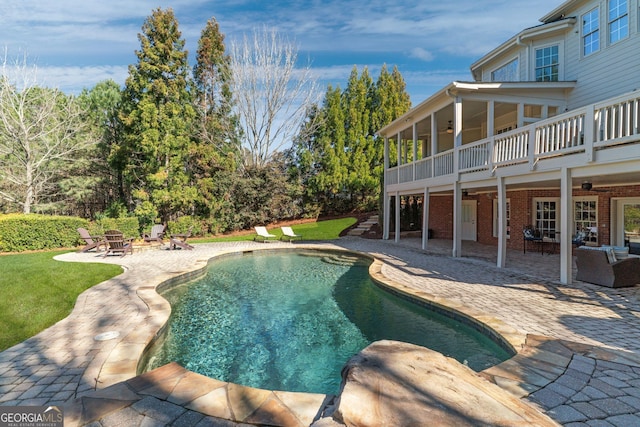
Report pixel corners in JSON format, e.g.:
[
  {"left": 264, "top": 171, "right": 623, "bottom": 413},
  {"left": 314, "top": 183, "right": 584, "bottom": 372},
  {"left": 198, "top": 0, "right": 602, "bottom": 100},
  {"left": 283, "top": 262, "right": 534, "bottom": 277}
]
[{"left": 575, "top": 246, "right": 640, "bottom": 288}]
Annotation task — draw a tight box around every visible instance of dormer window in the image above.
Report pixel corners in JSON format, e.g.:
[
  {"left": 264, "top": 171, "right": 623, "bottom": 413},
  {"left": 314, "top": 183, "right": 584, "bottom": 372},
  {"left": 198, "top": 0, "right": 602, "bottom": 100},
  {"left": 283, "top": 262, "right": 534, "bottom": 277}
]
[{"left": 535, "top": 46, "right": 559, "bottom": 81}]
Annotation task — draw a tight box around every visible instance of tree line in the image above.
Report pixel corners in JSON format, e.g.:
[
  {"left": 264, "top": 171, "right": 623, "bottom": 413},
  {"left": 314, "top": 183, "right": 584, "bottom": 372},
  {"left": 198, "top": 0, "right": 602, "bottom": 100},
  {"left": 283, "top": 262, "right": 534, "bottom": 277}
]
[{"left": 0, "top": 8, "right": 411, "bottom": 234}]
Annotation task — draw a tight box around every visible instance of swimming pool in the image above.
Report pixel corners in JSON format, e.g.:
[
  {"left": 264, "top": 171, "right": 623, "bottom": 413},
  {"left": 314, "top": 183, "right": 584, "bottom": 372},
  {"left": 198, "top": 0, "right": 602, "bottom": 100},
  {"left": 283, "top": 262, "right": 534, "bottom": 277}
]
[{"left": 141, "top": 249, "right": 511, "bottom": 395}]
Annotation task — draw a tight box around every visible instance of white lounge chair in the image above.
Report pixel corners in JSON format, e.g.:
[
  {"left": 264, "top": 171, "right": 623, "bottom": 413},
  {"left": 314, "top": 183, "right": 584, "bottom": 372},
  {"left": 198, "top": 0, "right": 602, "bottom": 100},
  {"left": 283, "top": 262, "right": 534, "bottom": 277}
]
[
  {"left": 254, "top": 226, "right": 276, "bottom": 242},
  {"left": 280, "top": 226, "right": 301, "bottom": 242}
]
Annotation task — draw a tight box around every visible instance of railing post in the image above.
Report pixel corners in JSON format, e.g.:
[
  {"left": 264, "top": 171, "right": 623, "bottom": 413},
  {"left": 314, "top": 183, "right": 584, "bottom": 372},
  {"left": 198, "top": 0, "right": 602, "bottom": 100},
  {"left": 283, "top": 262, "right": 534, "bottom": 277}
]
[
  {"left": 584, "top": 104, "right": 595, "bottom": 162},
  {"left": 528, "top": 126, "right": 537, "bottom": 170}
]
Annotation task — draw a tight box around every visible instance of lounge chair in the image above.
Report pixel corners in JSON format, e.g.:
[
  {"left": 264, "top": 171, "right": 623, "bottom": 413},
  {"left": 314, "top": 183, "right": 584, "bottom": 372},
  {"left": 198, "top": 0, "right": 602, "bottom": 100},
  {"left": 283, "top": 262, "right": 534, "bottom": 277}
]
[
  {"left": 77, "top": 228, "right": 107, "bottom": 253},
  {"left": 280, "top": 226, "right": 301, "bottom": 242},
  {"left": 254, "top": 226, "right": 276, "bottom": 242},
  {"left": 143, "top": 224, "right": 166, "bottom": 244},
  {"left": 169, "top": 227, "right": 194, "bottom": 250},
  {"left": 103, "top": 230, "right": 134, "bottom": 257}
]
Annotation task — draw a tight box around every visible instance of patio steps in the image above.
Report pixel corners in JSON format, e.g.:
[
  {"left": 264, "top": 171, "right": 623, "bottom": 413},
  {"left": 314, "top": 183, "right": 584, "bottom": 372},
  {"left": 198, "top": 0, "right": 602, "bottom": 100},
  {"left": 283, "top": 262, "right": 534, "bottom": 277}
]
[{"left": 347, "top": 214, "right": 379, "bottom": 236}]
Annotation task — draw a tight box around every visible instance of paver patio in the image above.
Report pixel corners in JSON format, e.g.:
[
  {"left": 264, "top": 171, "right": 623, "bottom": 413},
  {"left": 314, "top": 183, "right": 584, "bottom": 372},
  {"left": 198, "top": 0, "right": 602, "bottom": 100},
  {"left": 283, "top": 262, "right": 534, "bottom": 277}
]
[{"left": 1, "top": 236, "right": 640, "bottom": 426}]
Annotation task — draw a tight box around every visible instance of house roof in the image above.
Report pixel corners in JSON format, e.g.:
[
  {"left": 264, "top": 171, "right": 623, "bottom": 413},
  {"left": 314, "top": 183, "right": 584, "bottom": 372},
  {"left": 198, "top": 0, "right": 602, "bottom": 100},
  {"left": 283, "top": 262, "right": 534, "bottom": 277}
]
[
  {"left": 469, "top": 17, "right": 576, "bottom": 80},
  {"left": 540, "top": 0, "right": 586, "bottom": 23},
  {"left": 377, "top": 81, "right": 576, "bottom": 138}
]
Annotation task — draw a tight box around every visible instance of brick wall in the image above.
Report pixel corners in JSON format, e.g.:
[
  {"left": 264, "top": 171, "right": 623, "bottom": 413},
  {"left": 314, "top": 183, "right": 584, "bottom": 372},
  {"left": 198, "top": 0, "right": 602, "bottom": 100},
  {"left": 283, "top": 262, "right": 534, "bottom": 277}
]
[{"left": 424, "top": 185, "right": 640, "bottom": 249}]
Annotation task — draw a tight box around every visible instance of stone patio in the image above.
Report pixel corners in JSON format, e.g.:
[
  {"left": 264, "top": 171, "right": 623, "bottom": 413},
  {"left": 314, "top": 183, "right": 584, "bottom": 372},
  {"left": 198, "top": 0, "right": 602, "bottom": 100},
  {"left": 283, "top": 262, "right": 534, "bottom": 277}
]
[{"left": 1, "top": 237, "right": 640, "bottom": 426}]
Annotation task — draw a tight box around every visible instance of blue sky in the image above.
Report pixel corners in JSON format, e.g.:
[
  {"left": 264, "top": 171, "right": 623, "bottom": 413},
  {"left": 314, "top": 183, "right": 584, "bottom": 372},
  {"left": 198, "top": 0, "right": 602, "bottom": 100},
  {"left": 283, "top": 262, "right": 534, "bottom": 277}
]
[{"left": 1, "top": 0, "right": 561, "bottom": 104}]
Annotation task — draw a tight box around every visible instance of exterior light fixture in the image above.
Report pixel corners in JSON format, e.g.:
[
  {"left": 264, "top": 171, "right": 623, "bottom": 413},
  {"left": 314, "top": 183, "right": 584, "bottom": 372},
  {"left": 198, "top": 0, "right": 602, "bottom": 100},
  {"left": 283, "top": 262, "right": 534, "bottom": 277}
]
[{"left": 446, "top": 121, "right": 453, "bottom": 134}]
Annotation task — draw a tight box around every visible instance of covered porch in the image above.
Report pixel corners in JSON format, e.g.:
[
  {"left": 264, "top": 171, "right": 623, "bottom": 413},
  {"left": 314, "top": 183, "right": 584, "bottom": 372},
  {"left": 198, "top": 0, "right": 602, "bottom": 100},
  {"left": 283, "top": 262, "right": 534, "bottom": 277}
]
[{"left": 383, "top": 236, "right": 570, "bottom": 284}]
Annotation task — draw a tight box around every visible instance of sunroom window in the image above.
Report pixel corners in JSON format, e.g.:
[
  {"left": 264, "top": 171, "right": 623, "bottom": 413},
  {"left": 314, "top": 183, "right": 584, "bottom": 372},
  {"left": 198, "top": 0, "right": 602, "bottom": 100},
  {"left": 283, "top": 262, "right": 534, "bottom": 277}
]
[{"left": 535, "top": 46, "right": 559, "bottom": 82}]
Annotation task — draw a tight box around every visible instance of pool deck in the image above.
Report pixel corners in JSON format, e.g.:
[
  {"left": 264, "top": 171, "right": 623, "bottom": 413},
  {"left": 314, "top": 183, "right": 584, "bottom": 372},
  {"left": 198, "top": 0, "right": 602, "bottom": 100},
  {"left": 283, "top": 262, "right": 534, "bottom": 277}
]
[{"left": 2, "top": 237, "right": 640, "bottom": 425}]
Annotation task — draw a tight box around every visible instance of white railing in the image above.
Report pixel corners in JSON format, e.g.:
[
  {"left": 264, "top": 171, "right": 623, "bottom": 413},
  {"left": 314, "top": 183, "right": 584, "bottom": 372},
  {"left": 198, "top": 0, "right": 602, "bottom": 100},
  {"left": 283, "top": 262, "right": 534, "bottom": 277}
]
[
  {"left": 459, "top": 139, "right": 491, "bottom": 172},
  {"left": 385, "top": 90, "right": 640, "bottom": 187},
  {"left": 535, "top": 111, "right": 586, "bottom": 157},
  {"left": 434, "top": 150, "right": 454, "bottom": 177},
  {"left": 493, "top": 128, "right": 529, "bottom": 166},
  {"left": 398, "top": 163, "right": 414, "bottom": 183},
  {"left": 385, "top": 167, "right": 398, "bottom": 185},
  {"left": 595, "top": 93, "right": 640, "bottom": 144}
]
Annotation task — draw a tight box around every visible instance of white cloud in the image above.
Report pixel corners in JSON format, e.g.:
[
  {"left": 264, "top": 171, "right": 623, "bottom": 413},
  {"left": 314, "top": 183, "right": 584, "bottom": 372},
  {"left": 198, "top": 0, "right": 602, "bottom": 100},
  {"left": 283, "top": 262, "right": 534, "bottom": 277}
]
[
  {"left": 410, "top": 48, "right": 435, "bottom": 62},
  {"left": 35, "top": 65, "right": 129, "bottom": 94}
]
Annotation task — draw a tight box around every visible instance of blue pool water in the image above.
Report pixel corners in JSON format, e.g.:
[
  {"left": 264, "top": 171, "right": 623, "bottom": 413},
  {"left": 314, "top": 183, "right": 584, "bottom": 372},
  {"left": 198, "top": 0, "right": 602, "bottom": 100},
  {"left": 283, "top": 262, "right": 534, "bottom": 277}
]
[{"left": 142, "top": 250, "right": 511, "bottom": 395}]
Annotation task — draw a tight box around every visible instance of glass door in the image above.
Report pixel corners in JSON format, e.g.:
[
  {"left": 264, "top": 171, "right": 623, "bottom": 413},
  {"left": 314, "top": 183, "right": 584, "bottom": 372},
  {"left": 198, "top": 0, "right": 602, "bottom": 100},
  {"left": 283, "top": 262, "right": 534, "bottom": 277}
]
[{"left": 623, "top": 203, "right": 640, "bottom": 255}]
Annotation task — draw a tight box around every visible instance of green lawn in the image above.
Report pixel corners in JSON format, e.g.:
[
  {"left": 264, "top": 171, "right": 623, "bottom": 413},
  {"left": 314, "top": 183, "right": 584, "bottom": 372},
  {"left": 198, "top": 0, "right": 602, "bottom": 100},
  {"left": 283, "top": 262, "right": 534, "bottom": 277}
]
[
  {"left": 0, "top": 251, "right": 123, "bottom": 351},
  {"left": 0, "top": 217, "right": 358, "bottom": 352},
  {"left": 195, "top": 217, "right": 358, "bottom": 242}
]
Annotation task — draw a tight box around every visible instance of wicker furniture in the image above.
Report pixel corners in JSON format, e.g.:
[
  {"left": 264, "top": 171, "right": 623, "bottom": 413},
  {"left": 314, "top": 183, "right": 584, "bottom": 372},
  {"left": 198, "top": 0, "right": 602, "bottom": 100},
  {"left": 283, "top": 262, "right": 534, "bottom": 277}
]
[{"left": 575, "top": 246, "right": 640, "bottom": 288}]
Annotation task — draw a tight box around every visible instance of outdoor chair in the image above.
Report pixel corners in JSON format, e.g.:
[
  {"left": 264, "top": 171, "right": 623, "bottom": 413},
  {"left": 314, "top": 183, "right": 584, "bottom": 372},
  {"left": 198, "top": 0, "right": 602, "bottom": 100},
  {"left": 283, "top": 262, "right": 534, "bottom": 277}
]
[
  {"left": 143, "top": 224, "right": 166, "bottom": 244},
  {"left": 522, "top": 226, "right": 543, "bottom": 254},
  {"left": 576, "top": 246, "right": 640, "bottom": 288},
  {"left": 169, "top": 227, "right": 194, "bottom": 250},
  {"left": 103, "top": 230, "right": 134, "bottom": 257},
  {"left": 77, "top": 227, "right": 107, "bottom": 253},
  {"left": 280, "top": 226, "right": 302, "bottom": 242},
  {"left": 572, "top": 229, "right": 589, "bottom": 247},
  {"left": 254, "top": 226, "right": 276, "bottom": 242}
]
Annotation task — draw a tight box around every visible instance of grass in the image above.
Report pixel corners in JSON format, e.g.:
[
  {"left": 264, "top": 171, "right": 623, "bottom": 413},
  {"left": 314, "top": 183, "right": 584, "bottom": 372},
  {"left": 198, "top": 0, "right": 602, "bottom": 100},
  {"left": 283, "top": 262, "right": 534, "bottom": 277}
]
[
  {"left": 195, "top": 217, "right": 358, "bottom": 242},
  {"left": 0, "top": 251, "right": 123, "bottom": 351},
  {"left": 0, "top": 217, "right": 359, "bottom": 351}
]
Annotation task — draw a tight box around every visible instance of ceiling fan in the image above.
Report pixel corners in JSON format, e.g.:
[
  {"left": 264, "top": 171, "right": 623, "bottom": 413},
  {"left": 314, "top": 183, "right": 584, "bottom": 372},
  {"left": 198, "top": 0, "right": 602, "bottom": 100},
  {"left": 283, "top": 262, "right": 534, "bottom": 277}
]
[{"left": 581, "top": 181, "right": 610, "bottom": 192}]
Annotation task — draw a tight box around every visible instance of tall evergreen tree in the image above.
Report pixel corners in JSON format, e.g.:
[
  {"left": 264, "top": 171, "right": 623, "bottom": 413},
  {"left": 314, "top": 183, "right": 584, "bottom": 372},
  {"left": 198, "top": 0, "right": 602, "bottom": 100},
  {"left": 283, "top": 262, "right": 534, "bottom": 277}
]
[
  {"left": 119, "top": 8, "right": 196, "bottom": 226},
  {"left": 77, "top": 79, "right": 123, "bottom": 216},
  {"left": 190, "top": 17, "right": 240, "bottom": 231},
  {"left": 291, "top": 64, "right": 411, "bottom": 214}
]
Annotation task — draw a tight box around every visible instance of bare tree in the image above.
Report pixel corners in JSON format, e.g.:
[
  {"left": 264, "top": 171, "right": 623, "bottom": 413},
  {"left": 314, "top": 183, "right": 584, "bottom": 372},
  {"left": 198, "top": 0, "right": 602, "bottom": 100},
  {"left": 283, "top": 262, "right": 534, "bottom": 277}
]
[
  {"left": 0, "top": 54, "right": 96, "bottom": 213},
  {"left": 230, "top": 27, "right": 321, "bottom": 168}
]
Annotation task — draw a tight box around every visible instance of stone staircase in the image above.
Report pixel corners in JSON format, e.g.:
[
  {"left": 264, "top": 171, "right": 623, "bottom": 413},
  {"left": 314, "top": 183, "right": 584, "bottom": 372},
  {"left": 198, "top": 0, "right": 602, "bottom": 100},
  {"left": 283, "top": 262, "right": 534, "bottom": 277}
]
[{"left": 347, "top": 214, "right": 379, "bottom": 236}]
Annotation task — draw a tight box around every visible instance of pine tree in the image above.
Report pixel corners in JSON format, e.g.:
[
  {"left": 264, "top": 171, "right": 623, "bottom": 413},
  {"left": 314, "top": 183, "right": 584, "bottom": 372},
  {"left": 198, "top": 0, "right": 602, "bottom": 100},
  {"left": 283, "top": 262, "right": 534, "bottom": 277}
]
[
  {"left": 190, "top": 17, "right": 240, "bottom": 230},
  {"left": 119, "top": 8, "right": 196, "bottom": 225}
]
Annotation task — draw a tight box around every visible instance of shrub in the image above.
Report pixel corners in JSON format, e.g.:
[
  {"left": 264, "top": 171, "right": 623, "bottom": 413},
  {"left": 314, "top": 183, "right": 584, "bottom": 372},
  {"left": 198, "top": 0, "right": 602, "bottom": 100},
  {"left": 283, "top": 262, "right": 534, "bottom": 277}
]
[
  {"left": 0, "top": 214, "right": 88, "bottom": 252},
  {"left": 168, "top": 216, "right": 204, "bottom": 236},
  {"left": 94, "top": 217, "right": 140, "bottom": 239}
]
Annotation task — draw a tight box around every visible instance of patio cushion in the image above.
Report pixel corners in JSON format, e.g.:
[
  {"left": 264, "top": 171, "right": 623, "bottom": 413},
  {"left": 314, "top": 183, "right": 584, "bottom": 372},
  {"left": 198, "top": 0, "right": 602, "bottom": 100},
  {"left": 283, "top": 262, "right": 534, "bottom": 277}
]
[{"left": 578, "top": 245, "right": 617, "bottom": 264}]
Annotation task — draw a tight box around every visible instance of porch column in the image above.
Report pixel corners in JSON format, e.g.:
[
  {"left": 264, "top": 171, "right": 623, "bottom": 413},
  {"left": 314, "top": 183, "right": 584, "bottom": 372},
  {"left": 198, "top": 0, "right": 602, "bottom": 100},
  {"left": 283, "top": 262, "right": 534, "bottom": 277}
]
[
  {"left": 560, "top": 167, "right": 572, "bottom": 284},
  {"left": 453, "top": 182, "right": 462, "bottom": 257},
  {"left": 496, "top": 176, "right": 507, "bottom": 268},
  {"left": 383, "top": 137, "right": 390, "bottom": 240},
  {"left": 454, "top": 97, "right": 463, "bottom": 147},
  {"left": 431, "top": 114, "right": 437, "bottom": 178},
  {"left": 422, "top": 187, "right": 430, "bottom": 250},
  {"left": 487, "top": 100, "right": 495, "bottom": 137},
  {"left": 383, "top": 192, "right": 390, "bottom": 240},
  {"left": 395, "top": 191, "right": 401, "bottom": 243}
]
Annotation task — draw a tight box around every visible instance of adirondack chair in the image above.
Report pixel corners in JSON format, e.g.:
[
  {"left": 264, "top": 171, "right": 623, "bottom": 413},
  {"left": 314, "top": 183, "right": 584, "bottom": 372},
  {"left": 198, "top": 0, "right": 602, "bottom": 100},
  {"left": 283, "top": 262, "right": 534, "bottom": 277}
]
[
  {"left": 103, "top": 230, "right": 134, "bottom": 257},
  {"left": 169, "top": 227, "right": 194, "bottom": 250},
  {"left": 143, "top": 224, "right": 166, "bottom": 243},
  {"left": 77, "top": 228, "right": 107, "bottom": 252}
]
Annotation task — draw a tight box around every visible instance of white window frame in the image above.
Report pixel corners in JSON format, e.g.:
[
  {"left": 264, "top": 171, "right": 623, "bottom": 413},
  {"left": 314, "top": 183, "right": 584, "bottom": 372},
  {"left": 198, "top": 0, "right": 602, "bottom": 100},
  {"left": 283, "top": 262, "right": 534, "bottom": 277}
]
[
  {"left": 533, "top": 197, "right": 560, "bottom": 237},
  {"left": 491, "top": 57, "right": 519, "bottom": 82},
  {"left": 534, "top": 44, "right": 559, "bottom": 82},
  {"left": 492, "top": 198, "right": 510, "bottom": 238},
  {"left": 608, "top": 0, "right": 628, "bottom": 45},
  {"left": 573, "top": 197, "right": 598, "bottom": 244},
  {"left": 582, "top": 7, "right": 600, "bottom": 57}
]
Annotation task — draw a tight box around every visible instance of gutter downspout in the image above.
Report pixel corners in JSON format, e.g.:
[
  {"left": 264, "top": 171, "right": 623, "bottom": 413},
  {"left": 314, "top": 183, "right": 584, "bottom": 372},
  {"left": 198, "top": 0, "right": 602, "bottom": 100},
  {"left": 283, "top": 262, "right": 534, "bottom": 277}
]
[{"left": 516, "top": 35, "right": 529, "bottom": 81}]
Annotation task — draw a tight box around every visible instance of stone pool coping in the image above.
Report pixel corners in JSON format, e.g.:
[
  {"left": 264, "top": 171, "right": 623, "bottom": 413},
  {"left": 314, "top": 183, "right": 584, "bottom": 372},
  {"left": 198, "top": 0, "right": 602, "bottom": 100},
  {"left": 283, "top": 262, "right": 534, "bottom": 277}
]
[{"left": 52, "top": 242, "right": 625, "bottom": 425}]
